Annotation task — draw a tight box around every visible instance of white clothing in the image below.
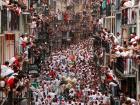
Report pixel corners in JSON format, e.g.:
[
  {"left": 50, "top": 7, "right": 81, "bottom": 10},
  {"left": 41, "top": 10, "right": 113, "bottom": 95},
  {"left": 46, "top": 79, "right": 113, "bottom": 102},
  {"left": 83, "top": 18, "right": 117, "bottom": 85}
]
[
  {"left": 123, "top": 1, "right": 134, "bottom": 8},
  {"left": 19, "top": 37, "right": 24, "bottom": 45}
]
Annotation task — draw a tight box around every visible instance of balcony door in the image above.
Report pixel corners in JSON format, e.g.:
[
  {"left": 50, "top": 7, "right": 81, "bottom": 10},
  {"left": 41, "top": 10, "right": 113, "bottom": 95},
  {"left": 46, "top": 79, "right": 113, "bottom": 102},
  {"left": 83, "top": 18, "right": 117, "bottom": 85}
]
[{"left": 5, "top": 33, "right": 15, "bottom": 61}]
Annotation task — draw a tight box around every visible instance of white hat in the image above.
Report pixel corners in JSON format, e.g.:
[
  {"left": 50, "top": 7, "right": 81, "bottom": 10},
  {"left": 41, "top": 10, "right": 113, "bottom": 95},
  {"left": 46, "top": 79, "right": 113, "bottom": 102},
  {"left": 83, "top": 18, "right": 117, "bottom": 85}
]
[
  {"left": 132, "top": 41, "right": 137, "bottom": 44},
  {"left": 135, "top": 36, "right": 139, "bottom": 40},
  {"left": 130, "top": 38, "right": 135, "bottom": 43},
  {"left": 24, "top": 51, "right": 28, "bottom": 54}
]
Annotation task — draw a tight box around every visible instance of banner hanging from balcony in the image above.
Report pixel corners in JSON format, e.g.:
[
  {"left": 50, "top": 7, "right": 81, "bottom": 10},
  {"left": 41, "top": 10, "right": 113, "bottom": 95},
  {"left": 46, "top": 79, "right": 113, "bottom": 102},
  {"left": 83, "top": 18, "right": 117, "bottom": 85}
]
[{"left": 0, "top": 65, "right": 14, "bottom": 78}]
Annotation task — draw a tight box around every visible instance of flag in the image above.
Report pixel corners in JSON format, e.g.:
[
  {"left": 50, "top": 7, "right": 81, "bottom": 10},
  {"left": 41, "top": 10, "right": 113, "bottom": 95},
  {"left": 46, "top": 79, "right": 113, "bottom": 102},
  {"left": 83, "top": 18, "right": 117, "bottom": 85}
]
[
  {"left": 64, "top": 12, "right": 69, "bottom": 22},
  {"left": 107, "top": 0, "right": 111, "bottom": 5},
  {"left": 102, "top": 0, "right": 107, "bottom": 10},
  {"left": 1, "top": 65, "right": 14, "bottom": 78},
  {"left": 6, "top": 75, "right": 15, "bottom": 88}
]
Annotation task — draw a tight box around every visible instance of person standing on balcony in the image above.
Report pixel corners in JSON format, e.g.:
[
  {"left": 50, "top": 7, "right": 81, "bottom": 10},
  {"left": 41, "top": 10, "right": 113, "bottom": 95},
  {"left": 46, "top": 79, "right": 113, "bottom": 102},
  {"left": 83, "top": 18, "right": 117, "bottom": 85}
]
[
  {"left": 19, "top": 34, "right": 25, "bottom": 54},
  {"left": 30, "top": 17, "right": 37, "bottom": 36},
  {"left": 116, "top": 32, "right": 122, "bottom": 45}
]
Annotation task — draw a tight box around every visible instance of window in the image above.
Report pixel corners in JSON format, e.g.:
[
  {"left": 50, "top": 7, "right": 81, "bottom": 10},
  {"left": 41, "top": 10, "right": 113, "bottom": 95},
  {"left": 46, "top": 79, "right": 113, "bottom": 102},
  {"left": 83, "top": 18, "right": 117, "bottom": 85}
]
[
  {"left": 105, "top": 17, "right": 115, "bottom": 33},
  {"left": 122, "top": 8, "right": 136, "bottom": 25},
  {"left": 10, "top": 10, "right": 19, "bottom": 31},
  {"left": 135, "top": 0, "right": 139, "bottom": 5},
  {"left": 115, "top": 57, "right": 124, "bottom": 73},
  {"left": 1, "top": 7, "right": 7, "bottom": 33},
  {"left": 23, "top": 14, "right": 31, "bottom": 33},
  {"left": 116, "top": 0, "right": 121, "bottom": 10},
  {"left": 106, "top": 4, "right": 111, "bottom": 16}
]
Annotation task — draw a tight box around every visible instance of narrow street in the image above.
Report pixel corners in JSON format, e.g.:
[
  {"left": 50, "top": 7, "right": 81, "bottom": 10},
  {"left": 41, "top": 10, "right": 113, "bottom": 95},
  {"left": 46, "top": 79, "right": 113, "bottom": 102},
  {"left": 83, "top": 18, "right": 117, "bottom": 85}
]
[
  {"left": 30, "top": 38, "right": 116, "bottom": 104},
  {"left": 0, "top": 0, "right": 140, "bottom": 105}
]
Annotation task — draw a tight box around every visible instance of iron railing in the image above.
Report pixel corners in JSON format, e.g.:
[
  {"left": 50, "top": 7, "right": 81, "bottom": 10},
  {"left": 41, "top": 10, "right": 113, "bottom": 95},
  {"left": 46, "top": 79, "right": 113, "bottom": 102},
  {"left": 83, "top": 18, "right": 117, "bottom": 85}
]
[{"left": 0, "top": 89, "right": 33, "bottom": 105}]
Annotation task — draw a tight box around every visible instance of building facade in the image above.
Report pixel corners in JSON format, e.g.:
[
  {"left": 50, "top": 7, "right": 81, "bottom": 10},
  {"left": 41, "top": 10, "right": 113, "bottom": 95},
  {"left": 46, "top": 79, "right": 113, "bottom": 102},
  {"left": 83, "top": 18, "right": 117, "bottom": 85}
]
[
  {"left": 0, "top": 0, "right": 31, "bottom": 63},
  {"left": 98, "top": 0, "right": 140, "bottom": 101}
]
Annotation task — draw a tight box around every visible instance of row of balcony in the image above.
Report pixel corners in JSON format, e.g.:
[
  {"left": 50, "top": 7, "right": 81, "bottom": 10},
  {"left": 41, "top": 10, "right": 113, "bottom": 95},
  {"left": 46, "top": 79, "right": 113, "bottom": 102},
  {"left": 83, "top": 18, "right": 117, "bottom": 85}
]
[
  {"left": 115, "top": 57, "right": 137, "bottom": 77},
  {"left": 97, "top": 38, "right": 139, "bottom": 78},
  {"left": 114, "top": 0, "right": 138, "bottom": 78},
  {"left": 91, "top": 0, "right": 137, "bottom": 25},
  {"left": 116, "top": 0, "right": 139, "bottom": 11},
  {"left": 121, "top": 8, "right": 137, "bottom": 25}
]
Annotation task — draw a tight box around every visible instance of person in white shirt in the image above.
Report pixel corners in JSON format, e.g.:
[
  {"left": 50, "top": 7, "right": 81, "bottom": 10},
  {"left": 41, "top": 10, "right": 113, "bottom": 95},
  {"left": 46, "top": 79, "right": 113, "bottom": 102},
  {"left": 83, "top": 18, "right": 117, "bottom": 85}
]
[
  {"left": 102, "top": 92, "right": 110, "bottom": 105},
  {"left": 35, "top": 96, "right": 42, "bottom": 105},
  {"left": 30, "top": 19, "right": 37, "bottom": 35},
  {"left": 127, "top": 97, "right": 138, "bottom": 105},
  {"left": 18, "top": 35, "right": 25, "bottom": 54},
  {"left": 116, "top": 32, "right": 121, "bottom": 45}
]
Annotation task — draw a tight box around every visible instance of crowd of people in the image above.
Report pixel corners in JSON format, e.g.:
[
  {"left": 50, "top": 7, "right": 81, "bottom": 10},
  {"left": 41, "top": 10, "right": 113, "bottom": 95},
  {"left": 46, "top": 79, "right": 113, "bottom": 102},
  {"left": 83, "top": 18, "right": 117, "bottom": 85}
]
[
  {"left": 0, "top": 12, "right": 42, "bottom": 104},
  {"left": 97, "top": 28, "right": 140, "bottom": 60},
  {"left": 27, "top": 26, "right": 140, "bottom": 105},
  {"left": 0, "top": 15, "right": 139, "bottom": 104},
  {"left": 94, "top": 27, "right": 139, "bottom": 105},
  {"left": 0, "top": 29, "right": 38, "bottom": 104},
  {"left": 1, "top": 0, "right": 140, "bottom": 104},
  {"left": 29, "top": 37, "right": 124, "bottom": 105}
]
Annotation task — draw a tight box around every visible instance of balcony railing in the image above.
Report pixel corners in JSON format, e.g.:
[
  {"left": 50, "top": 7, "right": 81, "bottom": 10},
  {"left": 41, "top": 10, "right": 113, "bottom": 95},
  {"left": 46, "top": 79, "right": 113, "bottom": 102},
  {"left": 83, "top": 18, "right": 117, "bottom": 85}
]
[
  {"left": 122, "top": 7, "right": 136, "bottom": 25},
  {"left": 115, "top": 57, "right": 136, "bottom": 77}
]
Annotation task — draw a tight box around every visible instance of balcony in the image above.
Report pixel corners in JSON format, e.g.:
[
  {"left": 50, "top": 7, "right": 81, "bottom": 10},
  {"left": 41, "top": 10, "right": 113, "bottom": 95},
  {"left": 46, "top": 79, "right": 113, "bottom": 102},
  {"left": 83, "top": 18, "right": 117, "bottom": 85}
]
[
  {"left": 121, "top": 7, "right": 136, "bottom": 25},
  {"left": 115, "top": 57, "right": 136, "bottom": 78}
]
